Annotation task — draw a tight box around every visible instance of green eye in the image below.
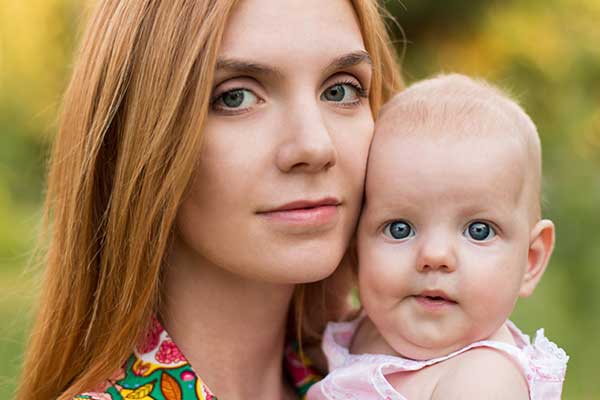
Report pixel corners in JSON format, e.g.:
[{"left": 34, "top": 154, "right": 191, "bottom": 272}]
[
  {"left": 222, "top": 90, "right": 245, "bottom": 108},
  {"left": 213, "top": 88, "right": 259, "bottom": 111},
  {"left": 323, "top": 84, "right": 346, "bottom": 102},
  {"left": 321, "top": 83, "right": 362, "bottom": 104}
]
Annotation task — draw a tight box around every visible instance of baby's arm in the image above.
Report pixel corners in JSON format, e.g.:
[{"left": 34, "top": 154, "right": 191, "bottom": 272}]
[{"left": 431, "top": 348, "right": 529, "bottom": 400}]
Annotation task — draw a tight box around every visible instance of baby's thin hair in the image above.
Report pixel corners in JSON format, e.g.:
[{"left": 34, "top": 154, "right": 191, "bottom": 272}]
[{"left": 379, "top": 74, "right": 538, "bottom": 143}]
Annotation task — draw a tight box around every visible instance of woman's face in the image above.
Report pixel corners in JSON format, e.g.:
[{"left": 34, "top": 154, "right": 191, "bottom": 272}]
[{"left": 174, "top": 0, "right": 374, "bottom": 283}]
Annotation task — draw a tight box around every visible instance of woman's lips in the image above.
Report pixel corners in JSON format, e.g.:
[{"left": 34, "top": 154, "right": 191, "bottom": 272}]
[
  {"left": 261, "top": 205, "right": 338, "bottom": 223},
  {"left": 257, "top": 197, "right": 341, "bottom": 228}
]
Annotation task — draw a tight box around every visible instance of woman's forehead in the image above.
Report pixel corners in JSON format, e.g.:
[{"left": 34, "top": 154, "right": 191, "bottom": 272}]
[{"left": 219, "top": 0, "right": 366, "bottom": 67}]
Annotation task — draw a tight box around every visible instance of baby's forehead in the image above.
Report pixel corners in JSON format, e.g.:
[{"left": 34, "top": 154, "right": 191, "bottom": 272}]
[
  {"left": 367, "top": 74, "right": 543, "bottom": 219},
  {"left": 375, "top": 74, "right": 538, "bottom": 146},
  {"left": 368, "top": 129, "right": 528, "bottom": 196},
  {"left": 373, "top": 75, "right": 540, "bottom": 177},
  {"left": 372, "top": 92, "right": 533, "bottom": 176},
  {"left": 373, "top": 105, "right": 530, "bottom": 164},
  {"left": 364, "top": 132, "right": 534, "bottom": 225}
]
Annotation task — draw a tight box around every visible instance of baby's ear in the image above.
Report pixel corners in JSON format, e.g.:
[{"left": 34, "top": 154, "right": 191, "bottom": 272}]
[{"left": 520, "top": 219, "right": 555, "bottom": 297}]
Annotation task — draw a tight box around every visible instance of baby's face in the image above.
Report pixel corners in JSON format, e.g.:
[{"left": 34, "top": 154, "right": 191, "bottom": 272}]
[{"left": 357, "top": 129, "right": 535, "bottom": 360}]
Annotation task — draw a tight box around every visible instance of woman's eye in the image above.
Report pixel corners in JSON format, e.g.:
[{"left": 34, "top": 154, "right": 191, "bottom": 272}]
[
  {"left": 464, "top": 222, "right": 496, "bottom": 241},
  {"left": 320, "top": 83, "right": 365, "bottom": 105},
  {"left": 212, "top": 88, "right": 259, "bottom": 111},
  {"left": 383, "top": 220, "right": 415, "bottom": 240}
]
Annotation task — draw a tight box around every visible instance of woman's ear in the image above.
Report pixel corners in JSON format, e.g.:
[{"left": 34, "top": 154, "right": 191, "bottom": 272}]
[{"left": 520, "top": 219, "right": 555, "bottom": 297}]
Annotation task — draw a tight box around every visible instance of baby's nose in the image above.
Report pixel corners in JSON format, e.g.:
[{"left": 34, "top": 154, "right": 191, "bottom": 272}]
[{"left": 416, "top": 236, "right": 457, "bottom": 273}]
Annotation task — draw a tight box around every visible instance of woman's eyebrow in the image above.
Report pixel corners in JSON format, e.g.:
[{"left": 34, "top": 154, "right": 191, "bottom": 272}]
[
  {"left": 215, "top": 50, "right": 372, "bottom": 79},
  {"left": 325, "top": 50, "right": 373, "bottom": 74},
  {"left": 215, "top": 58, "right": 284, "bottom": 79}
]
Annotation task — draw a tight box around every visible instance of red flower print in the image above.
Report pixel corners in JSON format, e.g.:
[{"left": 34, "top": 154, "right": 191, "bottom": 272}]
[
  {"left": 137, "top": 315, "right": 164, "bottom": 354},
  {"left": 155, "top": 339, "right": 186, "bottom": 364}
]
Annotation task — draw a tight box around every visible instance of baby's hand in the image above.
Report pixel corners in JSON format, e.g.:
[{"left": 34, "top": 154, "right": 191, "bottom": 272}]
[{"left": 431, "top": 347, "right": 529, "bottom": 400}]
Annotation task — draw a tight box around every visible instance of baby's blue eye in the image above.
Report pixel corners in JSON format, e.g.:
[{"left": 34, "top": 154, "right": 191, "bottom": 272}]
[
  {"left": 384, "top": 220, "right": 415, "bottom": 240},
  {"left": 464, "top": 222, "right": 496, "bottom": 241}
]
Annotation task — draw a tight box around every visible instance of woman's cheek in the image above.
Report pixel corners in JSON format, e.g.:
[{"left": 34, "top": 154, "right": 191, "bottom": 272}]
[{"left": 337, "top": 112, "right": 374, "bottom": 213}]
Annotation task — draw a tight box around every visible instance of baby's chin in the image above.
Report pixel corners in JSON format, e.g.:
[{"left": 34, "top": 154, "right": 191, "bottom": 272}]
[
  {"left": 366, "top": 323, "right": 472, "bottom": 361},
  {"left": 386, "top": 323, "right": 514, "bottom": 361},
  {"left": 391, "top": 340, "right": 467, "bottom": 361}
]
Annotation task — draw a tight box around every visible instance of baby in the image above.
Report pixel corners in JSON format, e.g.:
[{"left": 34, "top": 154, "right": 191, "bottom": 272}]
[{"left": 308, "top": 74, "right": 568, "bottom": 399}]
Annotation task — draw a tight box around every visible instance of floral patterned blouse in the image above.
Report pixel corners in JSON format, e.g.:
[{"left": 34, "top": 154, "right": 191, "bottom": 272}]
[{"left": 73, "top": 316, "right": 322, "bottom": 400}]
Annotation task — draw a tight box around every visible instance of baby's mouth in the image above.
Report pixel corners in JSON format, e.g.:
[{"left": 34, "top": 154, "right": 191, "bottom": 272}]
[
  {"left": 414, "top": 290, "right": 457, "bottom": 305},
  {"left": 424, "top": 295, "right": 445, "bottom": 301}
]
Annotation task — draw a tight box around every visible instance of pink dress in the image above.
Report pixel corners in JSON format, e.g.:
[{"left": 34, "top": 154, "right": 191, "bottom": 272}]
[{"left": 308, "top": 316, "right": 568, "bottom": 400}]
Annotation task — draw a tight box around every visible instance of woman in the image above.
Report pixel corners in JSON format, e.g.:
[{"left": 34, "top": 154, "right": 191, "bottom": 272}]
[{"left": 17, "top": 0, "right": 403, "bottom": 399}]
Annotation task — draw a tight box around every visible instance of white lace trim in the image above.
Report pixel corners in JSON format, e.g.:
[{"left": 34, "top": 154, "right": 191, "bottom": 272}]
[{"left": 322, "top": 316, "right": 568, "bottom": 399}]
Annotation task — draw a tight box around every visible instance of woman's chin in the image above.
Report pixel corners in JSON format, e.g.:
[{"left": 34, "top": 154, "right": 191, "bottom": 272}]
[{"left": 255, "top": 256, "right": 342, "bottom": 285}]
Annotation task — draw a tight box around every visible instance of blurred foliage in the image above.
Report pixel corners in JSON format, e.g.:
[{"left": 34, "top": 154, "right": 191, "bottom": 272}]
[{"left": 1, "top": 0, "right": 598, "bottom": 399}]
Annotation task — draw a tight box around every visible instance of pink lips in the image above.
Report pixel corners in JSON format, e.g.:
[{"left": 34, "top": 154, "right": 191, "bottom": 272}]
[
  {"left": 257, "top": 197, "right": 341, "bottom": 226},
  {"left": 413, "top": 290, "right": 457, "bottom": 311}
]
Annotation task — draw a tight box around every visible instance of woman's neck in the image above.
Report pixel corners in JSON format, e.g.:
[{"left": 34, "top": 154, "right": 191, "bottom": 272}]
[{"left": 160, "top": 237, "right": 297, "bottom": 400}]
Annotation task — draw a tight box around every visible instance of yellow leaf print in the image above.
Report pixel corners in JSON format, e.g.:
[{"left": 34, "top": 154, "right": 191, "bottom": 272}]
[{"left": 122, "top": 382, "right": 155, "bottom": 399}]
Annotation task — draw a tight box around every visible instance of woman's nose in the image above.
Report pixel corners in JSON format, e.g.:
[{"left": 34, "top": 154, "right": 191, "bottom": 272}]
[
  {"left": 275, "top": 100, "right": 337, "bottom": 173},
  {"left": 416, "top": 233, "right": 457, "bottom": 273}
]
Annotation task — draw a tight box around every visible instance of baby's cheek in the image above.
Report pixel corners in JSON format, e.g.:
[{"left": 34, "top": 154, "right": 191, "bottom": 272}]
[
  {"left": 359, "top": 244, "right": 409, "bottom": 299},
  {"left": 460, "top": 271, "right": 517, "bottom": 326}
]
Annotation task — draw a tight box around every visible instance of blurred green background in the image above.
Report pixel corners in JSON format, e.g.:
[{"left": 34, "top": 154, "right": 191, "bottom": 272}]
[{"left": 1, "top": 0, "right": 598, "bottom": 398}]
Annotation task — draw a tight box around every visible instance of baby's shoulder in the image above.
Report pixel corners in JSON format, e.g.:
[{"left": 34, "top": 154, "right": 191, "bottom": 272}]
[{"left": 431, "top": 347, "right": 529, "bottom": 400}]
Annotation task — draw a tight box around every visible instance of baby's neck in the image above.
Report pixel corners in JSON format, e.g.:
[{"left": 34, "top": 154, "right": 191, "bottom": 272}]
[{"left": 350, "top": 316, "right": 516, "bottom": 360}]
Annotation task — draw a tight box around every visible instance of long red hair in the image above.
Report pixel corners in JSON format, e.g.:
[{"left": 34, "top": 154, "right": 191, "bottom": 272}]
[{"left": 17, "top": 1, "right": 403, "bottom": 399}]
